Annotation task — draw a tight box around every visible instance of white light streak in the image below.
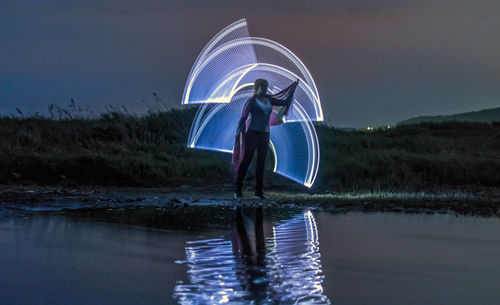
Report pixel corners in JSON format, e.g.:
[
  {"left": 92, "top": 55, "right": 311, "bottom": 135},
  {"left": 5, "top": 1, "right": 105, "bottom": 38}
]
[{"left": 182, "top": 18, "right": 324, "bottom": 187}]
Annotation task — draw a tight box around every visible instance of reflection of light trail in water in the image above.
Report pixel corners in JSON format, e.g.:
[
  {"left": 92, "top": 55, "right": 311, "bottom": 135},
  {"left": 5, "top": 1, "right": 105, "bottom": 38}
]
[
  {"left": 267, "top": 210, "right": 328, "bottom": 304},
  {"left": 174, "top": 238, "right": 239, "bottom": 304},
  {"left": 173, "top": 210, "right": 330, "bottom": 304}
]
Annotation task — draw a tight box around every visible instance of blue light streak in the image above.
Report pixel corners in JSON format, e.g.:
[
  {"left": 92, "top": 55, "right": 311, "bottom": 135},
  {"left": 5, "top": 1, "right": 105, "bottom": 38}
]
[{"left": 182, "top": 18, "right": 324, "bottom": 187}]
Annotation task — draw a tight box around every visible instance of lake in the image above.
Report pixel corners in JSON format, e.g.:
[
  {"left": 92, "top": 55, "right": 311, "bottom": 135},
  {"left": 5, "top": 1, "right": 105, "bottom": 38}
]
[{"left": 1, "top": 206, "right": 499, "bottom": 304}]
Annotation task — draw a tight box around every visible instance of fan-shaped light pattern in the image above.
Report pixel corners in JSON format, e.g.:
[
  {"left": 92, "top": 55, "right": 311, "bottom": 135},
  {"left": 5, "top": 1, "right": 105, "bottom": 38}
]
[
  {"left": 188, "top": 89, "right": 319, "bottom": 187},
  {"left": 182, "top": 19, "right": 322, "bottom": 121},
  {"left": 183, "top": 18, "right": 323, "bottom": 187}
]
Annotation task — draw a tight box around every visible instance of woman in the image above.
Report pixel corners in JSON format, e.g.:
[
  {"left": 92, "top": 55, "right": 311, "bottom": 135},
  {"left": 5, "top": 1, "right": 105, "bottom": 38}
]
[
  {"left": 232, "top": 206, "right": 268, "bottom": 299},
  {"left": 233, "top": 78, "right": 299, "bottom": 199}
]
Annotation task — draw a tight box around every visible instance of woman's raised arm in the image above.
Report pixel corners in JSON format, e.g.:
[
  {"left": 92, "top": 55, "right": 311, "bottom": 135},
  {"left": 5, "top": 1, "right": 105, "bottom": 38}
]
[{"left": 269, "top": 80, "right": 299, "bottom": 106}]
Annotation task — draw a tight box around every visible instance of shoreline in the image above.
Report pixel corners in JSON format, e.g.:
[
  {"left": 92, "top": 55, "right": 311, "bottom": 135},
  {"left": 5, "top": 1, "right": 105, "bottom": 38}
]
[{"left": 1, "top": 184, "right": 499, "bottom": 218}]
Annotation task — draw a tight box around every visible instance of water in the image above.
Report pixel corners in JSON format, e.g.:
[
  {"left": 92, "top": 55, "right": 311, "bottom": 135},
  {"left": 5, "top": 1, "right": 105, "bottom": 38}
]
[{"left": 0, "top": 207, "right": 499, "bottom": 305}]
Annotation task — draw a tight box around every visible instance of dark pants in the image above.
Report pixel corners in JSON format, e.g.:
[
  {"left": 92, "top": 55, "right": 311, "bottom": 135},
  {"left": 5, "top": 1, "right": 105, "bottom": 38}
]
[{"left": 235, "top": 130, "right": 270, "bottom": 195}]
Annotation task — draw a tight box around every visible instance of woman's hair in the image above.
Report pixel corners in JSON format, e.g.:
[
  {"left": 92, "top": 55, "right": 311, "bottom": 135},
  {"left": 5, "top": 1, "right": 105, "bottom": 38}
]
[{"left": 254, "top": 79, "right": 269, "bottom": 90}]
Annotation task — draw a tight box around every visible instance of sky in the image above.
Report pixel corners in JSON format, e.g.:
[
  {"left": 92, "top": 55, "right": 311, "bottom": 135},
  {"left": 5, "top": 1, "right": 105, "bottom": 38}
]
[{"left": 1, "top": 0, "right": 499, "bottom": 127}]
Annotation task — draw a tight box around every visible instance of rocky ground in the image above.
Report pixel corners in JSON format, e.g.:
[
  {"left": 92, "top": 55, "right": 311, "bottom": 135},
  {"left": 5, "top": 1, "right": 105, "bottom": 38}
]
[{"left": 1, "top": 184, "right": 500, "bottom": 219}]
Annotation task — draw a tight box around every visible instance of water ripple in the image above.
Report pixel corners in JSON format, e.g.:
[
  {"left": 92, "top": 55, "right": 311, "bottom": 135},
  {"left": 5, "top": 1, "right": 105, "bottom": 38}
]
[{"left": 174, "top": 208, "right": 330, "bottom": 304}]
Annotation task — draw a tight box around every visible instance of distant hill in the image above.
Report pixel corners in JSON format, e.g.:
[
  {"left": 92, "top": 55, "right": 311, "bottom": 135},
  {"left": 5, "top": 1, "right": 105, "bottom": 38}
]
[{"left": 398, "top": 107, "right": 500, "bottom": 125}]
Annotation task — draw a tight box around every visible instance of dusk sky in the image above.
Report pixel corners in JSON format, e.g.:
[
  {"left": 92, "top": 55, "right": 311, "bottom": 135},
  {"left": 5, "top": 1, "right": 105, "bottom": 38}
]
[{"left": 1, "top": 0, "right": 499, "bottom": 127}]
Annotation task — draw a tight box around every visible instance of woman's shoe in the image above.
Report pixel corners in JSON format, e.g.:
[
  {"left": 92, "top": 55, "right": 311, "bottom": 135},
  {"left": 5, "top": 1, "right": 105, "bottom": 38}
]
[{"left": 254, "top": 193, "right": 268, "bottom": 200}]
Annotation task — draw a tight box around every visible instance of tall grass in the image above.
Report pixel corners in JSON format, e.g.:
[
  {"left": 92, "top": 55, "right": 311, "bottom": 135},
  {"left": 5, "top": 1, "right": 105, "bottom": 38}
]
[
  {"left": 0, "top": 106, "right": 499, "bottom": 192},
  {"left": 315, "top": 121, "right": 500, "bottom": 191},
  {"left": 0, "top": 107, "right": 231, "bottom": 187}
]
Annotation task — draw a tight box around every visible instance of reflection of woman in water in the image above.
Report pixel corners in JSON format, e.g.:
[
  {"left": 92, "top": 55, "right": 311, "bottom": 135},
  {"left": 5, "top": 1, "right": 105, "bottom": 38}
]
[
  {"left": 174, "top": 208, "right": 330, "bottom": 304},
  {"left": 233, "top": 79, "right": 299, "bottom": 200},
  {"left": 231, "top": 206, "right": 268, "bottom": 302}
]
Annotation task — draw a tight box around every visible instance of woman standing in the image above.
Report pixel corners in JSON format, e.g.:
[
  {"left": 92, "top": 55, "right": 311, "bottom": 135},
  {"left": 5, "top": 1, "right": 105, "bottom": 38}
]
[{"left": 233, "top": 78, "right": 298, "bottom": 199}]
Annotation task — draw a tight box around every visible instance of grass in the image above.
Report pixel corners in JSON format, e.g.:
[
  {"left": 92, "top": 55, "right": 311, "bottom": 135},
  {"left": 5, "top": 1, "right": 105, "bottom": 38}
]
[
  {"left": 1, "top": 107, "right": 499, "bottom": 193},
  {"left": 315, "top": 121, "right": 500, "bottom": 192}
]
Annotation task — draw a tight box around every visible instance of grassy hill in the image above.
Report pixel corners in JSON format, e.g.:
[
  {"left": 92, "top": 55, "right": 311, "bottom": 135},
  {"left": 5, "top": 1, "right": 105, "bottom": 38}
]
[
  {"left": 398, "top": 107, "right": 500, "bottom": 125},
  {"left": 1, "top": 108, "right": 499, "bottom": 192}
]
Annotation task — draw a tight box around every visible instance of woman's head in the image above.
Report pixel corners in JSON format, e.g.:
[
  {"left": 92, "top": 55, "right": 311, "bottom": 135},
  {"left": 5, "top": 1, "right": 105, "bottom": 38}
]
[{"left": 254, "top": 79, "right": 268, "bottom": 97}]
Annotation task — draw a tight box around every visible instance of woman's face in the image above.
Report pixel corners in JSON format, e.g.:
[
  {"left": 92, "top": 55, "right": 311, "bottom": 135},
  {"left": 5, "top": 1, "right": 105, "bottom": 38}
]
[{"left": 256, "top": 85, "right": 268, "bottom": 97}]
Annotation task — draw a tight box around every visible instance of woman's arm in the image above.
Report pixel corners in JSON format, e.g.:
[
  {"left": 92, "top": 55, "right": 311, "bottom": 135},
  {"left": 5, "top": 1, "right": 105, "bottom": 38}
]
[
  {"left": 269, "top": 80, "right": 299, "bottom": 106},
  {"left": 236, "top": 97, "right": 253, "bottom": 134}
]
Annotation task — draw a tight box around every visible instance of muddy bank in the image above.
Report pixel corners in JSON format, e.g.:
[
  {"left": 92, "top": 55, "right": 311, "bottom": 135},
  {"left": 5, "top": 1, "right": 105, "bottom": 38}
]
[{"left": 1, "top": 184, "right": 500, "bottom": 218}]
